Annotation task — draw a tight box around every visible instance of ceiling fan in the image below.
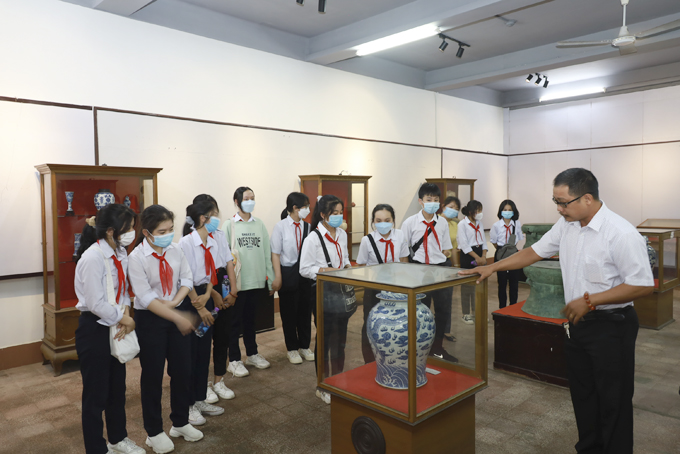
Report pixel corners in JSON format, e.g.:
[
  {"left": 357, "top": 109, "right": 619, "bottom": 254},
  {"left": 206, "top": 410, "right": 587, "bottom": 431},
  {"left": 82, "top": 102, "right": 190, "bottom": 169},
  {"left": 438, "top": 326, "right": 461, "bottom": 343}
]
[{"left": 556, "top": 0, "right": 680, "bottom": 56}]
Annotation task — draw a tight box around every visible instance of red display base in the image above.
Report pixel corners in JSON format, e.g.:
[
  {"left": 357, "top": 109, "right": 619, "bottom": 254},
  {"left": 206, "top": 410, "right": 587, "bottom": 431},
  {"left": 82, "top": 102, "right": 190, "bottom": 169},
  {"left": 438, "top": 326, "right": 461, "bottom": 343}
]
[
  {"left": 492, "top": 300, "right": 566, "bottom": 325},
  {"left": 324, "top": 362, "right": 482, "bottom": 415}
]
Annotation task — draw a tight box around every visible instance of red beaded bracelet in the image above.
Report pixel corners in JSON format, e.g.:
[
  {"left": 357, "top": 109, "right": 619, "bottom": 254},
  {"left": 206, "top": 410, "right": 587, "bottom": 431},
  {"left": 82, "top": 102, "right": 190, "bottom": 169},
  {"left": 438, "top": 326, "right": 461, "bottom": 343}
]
[{"left": 584, "top": 292, "right": 595, "bottom": 311}]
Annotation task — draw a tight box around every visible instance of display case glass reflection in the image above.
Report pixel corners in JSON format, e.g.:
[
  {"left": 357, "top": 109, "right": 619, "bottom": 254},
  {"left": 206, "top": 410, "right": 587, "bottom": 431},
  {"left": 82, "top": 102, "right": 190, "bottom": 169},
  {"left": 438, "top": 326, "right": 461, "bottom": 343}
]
[
  {"left": 316, "top": 262, "right": 487, "bottom": 423},
  {"left": 637, "top": 227, "right": 680, "bottom": 293}
]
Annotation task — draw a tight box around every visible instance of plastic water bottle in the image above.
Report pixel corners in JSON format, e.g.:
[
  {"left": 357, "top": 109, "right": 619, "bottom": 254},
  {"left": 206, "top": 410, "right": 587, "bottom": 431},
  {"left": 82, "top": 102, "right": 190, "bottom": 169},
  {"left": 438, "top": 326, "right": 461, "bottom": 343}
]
[
  {"left": 471, "top": 260, "right": 477, "bottom": 266},
  {"left": 195, "top": 307, "right": 220, "bottom": 337},
  {"left": 221, "top": 280, "right": 231, "bottom": 299}
]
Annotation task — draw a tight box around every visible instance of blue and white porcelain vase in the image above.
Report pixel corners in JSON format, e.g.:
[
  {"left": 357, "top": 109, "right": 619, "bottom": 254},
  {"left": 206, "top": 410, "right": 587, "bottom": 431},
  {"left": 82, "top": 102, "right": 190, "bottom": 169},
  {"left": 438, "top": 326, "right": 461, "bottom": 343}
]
[
  {"left": 65, "top": 191, "right": 75, "bottom": 216},
  {"left": 123, "top": 196, "right": 131, "bottom": 208},
  {"left": 645, "top": 237, "right": 658, "bottom": 269},
  {"left": 94, "top": 189, "right": 115, "bottom": 211},
  {"left": 73, "top": 233, "right": 81, "bottom": 259},
  {"left": 367, "top": 291, "right": 435, "bottom": 389}
]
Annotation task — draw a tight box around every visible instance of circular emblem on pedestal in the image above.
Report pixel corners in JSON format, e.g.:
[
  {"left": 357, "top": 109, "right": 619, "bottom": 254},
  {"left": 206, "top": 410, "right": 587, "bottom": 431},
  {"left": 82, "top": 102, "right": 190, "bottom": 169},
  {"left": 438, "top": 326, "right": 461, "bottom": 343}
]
[{"left": 351, "top": 416, "right": 385, "bottom": 454}]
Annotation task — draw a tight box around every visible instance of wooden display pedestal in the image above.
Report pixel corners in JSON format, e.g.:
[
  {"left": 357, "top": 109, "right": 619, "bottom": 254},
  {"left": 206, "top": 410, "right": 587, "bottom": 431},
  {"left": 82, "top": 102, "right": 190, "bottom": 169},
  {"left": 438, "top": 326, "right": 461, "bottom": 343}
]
[
  {"left": 635, "top": 289, "right": 674, "bottom": 330},
  {"left": 492, "top": 302, "right": 569, "bottom": 388},
  {"left": 331, "top": 394, "right": 475, "bottom": 454},
  {"left": 41, "top": 304, "right": 80, "bottom": 376}
]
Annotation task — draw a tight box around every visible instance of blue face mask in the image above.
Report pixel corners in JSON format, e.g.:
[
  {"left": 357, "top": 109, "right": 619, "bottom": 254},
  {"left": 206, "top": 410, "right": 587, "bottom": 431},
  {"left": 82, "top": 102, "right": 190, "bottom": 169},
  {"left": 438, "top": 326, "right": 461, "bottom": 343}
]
[
  {"left": 150, "top": 231, "right": 174, "bottom": 248},
  {"left": 375, "top": 222, "right": 393, "bottom": 235},
  {"left": 327, "top": 214, "right": 344, "bottom": 228},
  {"left": 443, "top": 207, "right": 459, "bottom": 219},
  {"left": 423, "top": 202, "right": 440, "bottom": 214},
  {"left": 205, "top": 216, "right": 220, "bottom": 233},
  {"left": 241, "top": 200, "right": 256, "bottom": 213},
  {"left": 501, "top": 211, "right": 514, "bottom": 219}
]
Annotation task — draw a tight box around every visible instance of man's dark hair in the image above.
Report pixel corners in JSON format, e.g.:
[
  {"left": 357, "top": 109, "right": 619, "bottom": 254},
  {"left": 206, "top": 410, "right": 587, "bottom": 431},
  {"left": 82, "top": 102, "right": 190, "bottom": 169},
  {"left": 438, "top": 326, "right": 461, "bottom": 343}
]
[
  {"left": 418, "top": 183, "right": 440, "bottom": 199},
  {"left": 553, "top": 168, "right": 599, "bottom": 200}
]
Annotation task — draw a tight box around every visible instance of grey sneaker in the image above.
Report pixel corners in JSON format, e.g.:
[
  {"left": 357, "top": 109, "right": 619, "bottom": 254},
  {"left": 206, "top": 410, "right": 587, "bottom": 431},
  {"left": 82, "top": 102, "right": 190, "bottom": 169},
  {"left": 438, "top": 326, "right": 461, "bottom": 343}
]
[
  {"left": 188, "top": 404, "right": 206, "bottom": 426},
  {"left": 195, "top": 400, "right": 225, "bottom": 416}
]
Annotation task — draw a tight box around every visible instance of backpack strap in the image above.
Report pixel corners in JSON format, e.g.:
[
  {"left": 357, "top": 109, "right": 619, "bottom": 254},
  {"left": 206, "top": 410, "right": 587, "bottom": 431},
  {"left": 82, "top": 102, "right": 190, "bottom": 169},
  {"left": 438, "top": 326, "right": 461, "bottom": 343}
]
[
  {"left": 294, "top": 222, "right": 310, "bottom": 267},
  {"left": 411, "top": 218, "right": 436, "bottom": 254},
  {"left": 366, "top": 234, "right": 384, "bottom": 265},
  {"left": 313, "top": 229, "right": 333, "bottom": 268}
]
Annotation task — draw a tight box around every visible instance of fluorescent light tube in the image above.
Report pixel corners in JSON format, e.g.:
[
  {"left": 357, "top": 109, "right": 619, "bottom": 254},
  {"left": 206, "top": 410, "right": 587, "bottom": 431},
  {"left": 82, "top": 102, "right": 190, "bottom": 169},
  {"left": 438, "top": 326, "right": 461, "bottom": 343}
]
[
  {"left": 540, "top": 87, "right": 606, "bottom": 102},
  {"left": 355, "top": 25, "right": 439, "bottom": 56}
]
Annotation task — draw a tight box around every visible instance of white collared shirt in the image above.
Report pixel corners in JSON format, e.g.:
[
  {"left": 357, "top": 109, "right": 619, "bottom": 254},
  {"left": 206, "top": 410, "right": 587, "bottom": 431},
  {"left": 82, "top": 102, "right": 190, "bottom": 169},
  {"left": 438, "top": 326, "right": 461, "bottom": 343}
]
[
  {"left": 490, "top": 219, "right": 524, "bottom": 247},
  {"left": 299, "top": 224, "right": 350, "bottom": 280},
  {"left": 75, "top": 240, "right": 130, "bottom": 327},
  {"left": 532, "top": 202, "right": 654, "bottom": 309},
  {"left": 457, "top": 217, "right": 488, "bottom": 254},
  {"left": 356, "top": 229, "right": 409, "bottom": 266},
  {"left": 233, "top": 213, "right": 255, "bottom": 223},
  {"left": 178, "top": 230, "right": 219, "bottom": 286},
  {"left": 128, "top": 239, "right": 194, "bottom": 310},
  {"left": 209, "top": 229, "right": 234, "bottom": 269},
  {"left": 271, "top": 215, "right": 309, "bottom": 267},
  {"left": 401, "top": 211, "right": 453, "bottom": 264}
]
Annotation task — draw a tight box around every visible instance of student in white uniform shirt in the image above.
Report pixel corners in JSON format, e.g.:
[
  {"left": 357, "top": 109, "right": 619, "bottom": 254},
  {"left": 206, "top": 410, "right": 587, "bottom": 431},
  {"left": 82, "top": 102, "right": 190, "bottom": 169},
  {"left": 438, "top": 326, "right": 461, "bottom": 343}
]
[
  {"left": 461, "top": 168, "right": 654, "bottom": 454},
  {"left": 401, "top": 183, "right": 456, "bottom": 362},
  {"left": 490, "top": 199, "right": 524, "bottom": 308},
  {"left": 178, "top": 198, "right": 225, "bottom": 425},
  {"left": 271, "top": 192, "right": 315, "bottom": 365},
  {"left": 128, "top": 205, "right": 204, "bottom": 452},
  {"left": 456, "top": 200, "right": 487, "bottom": 325},
  {"left": 356, "top": 203, "right": 409, "bottom": 363},
  {"left": 74, "top": 204, "right": 145, "bottom": 454},
  {"left": 299, "top": 194, "right": 355, "bottom": 404},
  {"left": 190, "top": 195, "right": 238, "bottom": 404}
]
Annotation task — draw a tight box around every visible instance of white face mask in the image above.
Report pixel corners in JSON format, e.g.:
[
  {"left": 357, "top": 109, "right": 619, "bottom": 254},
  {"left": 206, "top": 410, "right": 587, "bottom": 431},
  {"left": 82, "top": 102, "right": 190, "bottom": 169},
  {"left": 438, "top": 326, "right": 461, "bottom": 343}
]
[
  {"left": 119, "top": 230, "right": 136, "bottom": 247},
  {"left": 475, "top": 213, "right": 484, "bottom": 221},
  {"left": 298, "top": 207, "right": 310, "bottom": 219}
]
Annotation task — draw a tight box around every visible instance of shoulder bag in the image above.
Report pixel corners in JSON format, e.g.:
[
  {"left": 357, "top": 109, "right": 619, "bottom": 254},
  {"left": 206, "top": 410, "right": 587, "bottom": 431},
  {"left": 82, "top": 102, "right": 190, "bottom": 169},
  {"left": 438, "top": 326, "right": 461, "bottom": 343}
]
[
  {"left": 311, "top": 229, "right": 357, "bottom": 315},
  {"left": 497, "top": 224, "right": 519, "bottom": 261},
  {"left": 280, "top": 222, "right": 309, "bottom": 292},
  {"left": 230, "top": 218, "right": 242, "bottom": 292}
]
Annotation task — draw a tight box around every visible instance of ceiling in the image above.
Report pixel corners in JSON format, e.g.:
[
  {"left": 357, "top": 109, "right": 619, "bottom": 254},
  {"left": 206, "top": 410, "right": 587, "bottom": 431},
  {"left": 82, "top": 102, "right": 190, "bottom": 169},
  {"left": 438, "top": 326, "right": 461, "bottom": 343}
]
[{"left": 62, "top": 0, "right": 680, "bottom": 107}]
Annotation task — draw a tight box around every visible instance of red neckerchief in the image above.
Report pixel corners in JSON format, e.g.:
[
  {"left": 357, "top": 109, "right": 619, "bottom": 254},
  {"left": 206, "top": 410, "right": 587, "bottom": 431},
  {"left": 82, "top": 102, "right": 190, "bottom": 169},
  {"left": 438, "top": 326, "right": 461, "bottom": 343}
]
[
  {"left": 421, "top": 220, "right": 441, "bottom": 265},
  {"left": 470, "top": 221, "right": 483, "bottom": 244},
  {"left": 324, "top": 233, "right": 343, "bottom": 269},
  {"left": 294, "top": 222, "right": 302, "bottom": 252},
  {"left": 379, "top": 237, "right": 394, "bottom": 263},
  {"left": 200, "top": 244, "right": 218, "bottom": 286},
  {"left": 152, "top": 251, "right": 174, "bottom": 296},
  {"left": 504, "top": 223, "right": 512, "bottom": 243}
]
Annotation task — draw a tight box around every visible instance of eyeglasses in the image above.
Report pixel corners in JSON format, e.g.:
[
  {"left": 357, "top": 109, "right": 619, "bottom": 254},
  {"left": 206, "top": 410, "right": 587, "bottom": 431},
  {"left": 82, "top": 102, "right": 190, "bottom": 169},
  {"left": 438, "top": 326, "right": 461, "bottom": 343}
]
[{"left": 552, "top": 194, "right": 587, "bottom": 209}]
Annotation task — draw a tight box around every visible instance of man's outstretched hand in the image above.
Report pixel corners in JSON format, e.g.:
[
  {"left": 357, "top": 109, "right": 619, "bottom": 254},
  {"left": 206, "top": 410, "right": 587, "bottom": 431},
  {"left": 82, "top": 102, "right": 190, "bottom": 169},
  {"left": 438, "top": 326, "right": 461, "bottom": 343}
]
[{"left": 458, "top": 265, "right": 494, "bottom": 284}]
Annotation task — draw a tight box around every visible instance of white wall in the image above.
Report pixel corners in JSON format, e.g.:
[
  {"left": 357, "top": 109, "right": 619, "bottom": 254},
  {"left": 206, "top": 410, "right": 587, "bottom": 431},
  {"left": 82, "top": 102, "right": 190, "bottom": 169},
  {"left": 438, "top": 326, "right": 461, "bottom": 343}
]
[
  {"left": 0, "top": 0, "right": 505, "bottom": 353},
  {"left": 507, "top": 86, "right": 680, "bottom": 226}
]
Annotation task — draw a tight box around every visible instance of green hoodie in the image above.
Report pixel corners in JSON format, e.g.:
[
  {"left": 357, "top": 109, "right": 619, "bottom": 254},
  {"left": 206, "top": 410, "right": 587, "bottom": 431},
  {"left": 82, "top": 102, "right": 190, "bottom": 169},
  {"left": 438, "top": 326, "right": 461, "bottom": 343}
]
[{"left": 223, "top": 216, "right": 275, "bottom": 292}]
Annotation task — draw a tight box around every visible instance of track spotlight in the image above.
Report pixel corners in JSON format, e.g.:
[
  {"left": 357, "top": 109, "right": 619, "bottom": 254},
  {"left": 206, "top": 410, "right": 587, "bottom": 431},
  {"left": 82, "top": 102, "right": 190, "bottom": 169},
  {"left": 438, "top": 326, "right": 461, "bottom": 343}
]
[
  {"left": 543, "top": 78, "right": 549, "bottom": 88},
  {"left": 496, "top": 15, "right": 517, "bottom": 27},
  {"left": 437, "top": 33, "right": 470, "bottom": 57},
  {"left": 296, "top": 0, "right": 303, "bottom": 4},
  {"left": 318, "top": 0, "right": 326, "bottom": 13},
  {"left": 535, "top": 75, "right": 542, "bottom": 85},
  {"left": 526, "top": 74, "right": 534, "bottom": 83}
]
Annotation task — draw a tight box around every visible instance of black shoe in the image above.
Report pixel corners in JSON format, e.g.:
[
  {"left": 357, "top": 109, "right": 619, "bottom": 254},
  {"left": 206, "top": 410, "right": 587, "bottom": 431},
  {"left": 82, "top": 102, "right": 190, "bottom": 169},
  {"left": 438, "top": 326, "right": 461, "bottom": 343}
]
[
  {"left": 430, "top": 349, "right": 458, "bottom": 363},
  {"left": 444, "top": 333, "right": 457, "bottom": 342}
]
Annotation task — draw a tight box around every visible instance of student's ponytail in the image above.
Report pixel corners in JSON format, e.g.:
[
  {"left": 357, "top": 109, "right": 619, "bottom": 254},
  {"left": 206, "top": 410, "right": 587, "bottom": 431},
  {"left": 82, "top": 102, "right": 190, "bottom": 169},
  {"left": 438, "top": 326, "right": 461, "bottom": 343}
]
[
  {"left": 76, "top": 204, "right": 137, "bottom": 262},
  {"left": 462, "top": 200, "right": 483, "bottom": 220},
  {"left": 183, "top": 199, "right": 217, "bottom": 236},
  {"left": 282, "top": 192, "right": 310, "bottom": 220}
]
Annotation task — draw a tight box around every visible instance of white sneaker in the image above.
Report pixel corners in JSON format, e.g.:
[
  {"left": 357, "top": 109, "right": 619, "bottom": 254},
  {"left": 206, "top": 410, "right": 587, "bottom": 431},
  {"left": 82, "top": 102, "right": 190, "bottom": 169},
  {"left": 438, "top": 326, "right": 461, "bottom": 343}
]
[
  {"left": 169, "top": 424, "right": 204, "bottom": 442},
  {"left": 145, "top": 432, "right": 174, "bottom": 454},
  {"left": 195, "top": 400, "right": 224, "bottom": 416},
  {"left": 212, "top": 378, "right": 235, "bottom": 400},
  {"left": 227, "top": 360, "right": 250, "bottom": 377},
  {"left": 108, "top": 437, "right": 146, "bottom": 454},
  {"left": 316, "top": 389, "right": 331, "bottom": 405},
  {"left": 287, "top": 350, "right": 303, "bottom": 364},
  {"left": 205, "top": 382, "right": 219, "bottom": 404},
  {"left": 245, "top": 354, "right": 270, "bottom": 369},
  {"left": 188, "top": 404, "right": 206, "bottom": 426},
  {"left": 462, "top": 315, "right": 474, "bottom": 325},
  {"left": 298, "top": 348, "right": 315, "bottom": 361}
]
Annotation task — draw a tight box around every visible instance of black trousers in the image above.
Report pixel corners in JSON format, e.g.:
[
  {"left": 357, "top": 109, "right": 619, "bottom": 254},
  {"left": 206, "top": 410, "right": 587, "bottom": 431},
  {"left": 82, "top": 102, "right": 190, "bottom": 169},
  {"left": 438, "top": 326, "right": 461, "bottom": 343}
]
[
  {"left": 228, "top": 288, "right": 262, "bottom": 361},
  {"left": 212, "top": 269, "right": 233, "bottom": 377},
  {"left": 135, "top": 303, "right": 191, "bottom": 437},
  {"left": 494, "top": 249, "right": 520, "bottom": 308},
  {"left": 565, "top": 306, "right": 639, "bottom": 454},
  {"left": 412, "top": 260, "right": 453, "bottom": 342},
  {"left": 279, "top": 279, "right": 312, "bottom": 351},
  {"left": 361, "top": 288, "right": 380, "bottom": 364},
  {"left": 75, "top": 312, "right": 127, "bottom": 454},
  {"left": 312, "top": 288, "right": 352, "bottom": 377},
  {"left": 460, "top": 246, "right": 483, "bottom": 315},
  {"left": 178, "top": 284, "right": 213, "bottom": 404}
]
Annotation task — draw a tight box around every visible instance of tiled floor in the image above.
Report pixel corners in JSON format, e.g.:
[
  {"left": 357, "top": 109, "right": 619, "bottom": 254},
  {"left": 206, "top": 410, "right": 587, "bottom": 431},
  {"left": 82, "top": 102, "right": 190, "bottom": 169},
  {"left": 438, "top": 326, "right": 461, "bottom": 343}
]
[{"left": 1, "top": 276, "right": 679, "bottom": 453}]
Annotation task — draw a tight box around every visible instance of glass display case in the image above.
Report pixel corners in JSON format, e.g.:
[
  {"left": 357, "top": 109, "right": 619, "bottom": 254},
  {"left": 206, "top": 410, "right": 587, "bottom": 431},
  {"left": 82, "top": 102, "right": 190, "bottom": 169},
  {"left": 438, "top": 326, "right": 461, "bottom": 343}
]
[
  {"left": 316, "top": 263, "right": 487, "bottom": 453},
  {"left": 425, "top": 178, "right": 476, "bottom": 215},
  {"left": 299, "top": 174, "right": 371, "bottom": 261},
  {"left": 35, "top": 164, "right": 161, "bottom": 375}
]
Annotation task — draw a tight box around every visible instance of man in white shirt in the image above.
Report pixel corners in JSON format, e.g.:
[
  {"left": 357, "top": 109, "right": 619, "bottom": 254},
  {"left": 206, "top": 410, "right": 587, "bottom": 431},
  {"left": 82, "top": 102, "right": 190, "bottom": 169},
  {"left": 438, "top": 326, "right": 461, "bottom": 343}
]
[{"left": 461, "top": 168, "right": 653, "bottom": 454}]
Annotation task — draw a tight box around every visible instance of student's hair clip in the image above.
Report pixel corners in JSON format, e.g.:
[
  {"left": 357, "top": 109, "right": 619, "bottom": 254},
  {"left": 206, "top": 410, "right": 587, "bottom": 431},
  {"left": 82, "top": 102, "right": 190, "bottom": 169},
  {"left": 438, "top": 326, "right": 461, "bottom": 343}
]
[
  {"left": 186, "top": 216, "right": 195, "bottom": 225},
  {"left": 86, "top": 216, "right": 96, "bottom": 227},
  {"left": 317, "top": 195, "right": 322, "bottom": 201}
]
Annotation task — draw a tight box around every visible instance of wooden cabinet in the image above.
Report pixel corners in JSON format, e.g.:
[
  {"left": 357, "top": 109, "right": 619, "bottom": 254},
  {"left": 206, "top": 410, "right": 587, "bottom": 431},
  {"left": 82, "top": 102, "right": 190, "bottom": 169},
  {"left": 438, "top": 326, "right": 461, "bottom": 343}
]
[{"left": 35, "top": 164, "right": 161, "bottom": 375}]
